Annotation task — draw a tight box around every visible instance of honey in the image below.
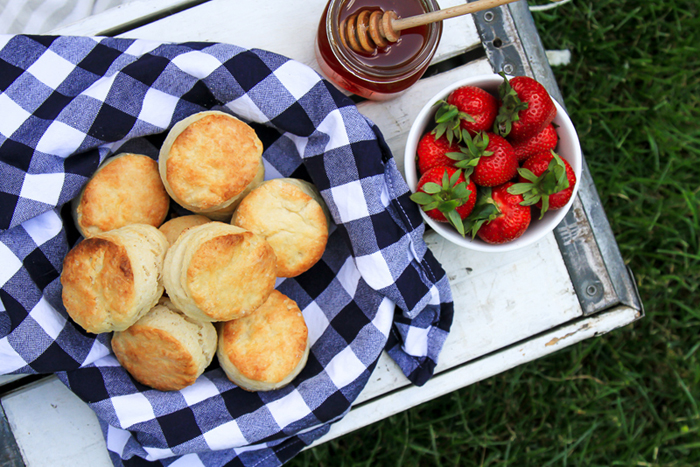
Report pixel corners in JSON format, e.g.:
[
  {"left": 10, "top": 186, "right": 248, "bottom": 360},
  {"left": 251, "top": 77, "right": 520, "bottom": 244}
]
[{"left": 315, "top": 0, "right": 442, "bottom": 100}]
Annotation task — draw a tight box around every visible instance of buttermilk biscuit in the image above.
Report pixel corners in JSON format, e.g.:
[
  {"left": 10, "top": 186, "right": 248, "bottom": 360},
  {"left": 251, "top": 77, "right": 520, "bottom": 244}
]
[
  {"left": 159, "top": 111, "right": 264, "bottom": 221},
  {"left": 159, "top": 215, "right": 211, "bottom": 245},
  {"left": 231, "top": 178, "right": 330, "bottom": 277},
  {"left": 112, "top": 297, "right": 217, "bottom": 391},
  {"left": 61, "top": 224, "right": 169, "bottom": 334},
  {"left": 72, "top": 153, "right": 170, "bottom": 238},
  {"left": 162, "top": 222, "right": 277, "bottom": 322},
  {"left": 201, "top": 162, "right": 264, "bottom": 222},
  {"left": 217, "top": 290, "right": 309, "bottom": 391}
]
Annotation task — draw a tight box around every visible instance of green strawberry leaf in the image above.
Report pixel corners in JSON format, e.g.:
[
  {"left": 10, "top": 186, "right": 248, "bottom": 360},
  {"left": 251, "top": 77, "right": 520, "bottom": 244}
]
[
  {"left": 462, "top": 187, "right": 501, "bottom": 239},
  {"left": 539, "top": 195, "right": 550, "bottom": 218},
  {"left": 409, "top": 192, "right": 435, "bottom": 205},
  {"left": 433, "top": 125, "right": 447, "bottom": 141},
  {"left": 540, "top": 176, "right": 559, "bottom": 193},
  {"left": 448, "top": 169, "right": 462, "bottom": 186},
  {"left": 446, "top": 151, "right": 466, "bottom": 161},
  {"left": 507, "top": 150, "right": 570, "bottom": 219},
  {"left": 446, "top": 209, "right": 466, "bottom": 236},
  {"left": 506, "top": 182, "right": 534, "bottom": 195},
  {"left": 449, "top": 131, "right": 493, "bottom": 172},
  {"left": 423, "top": 201, "right": 440, "bottom": 211},
  {"left": 517, "top": 167, "right": 539, "bottom": 183},
  {"left": 411, "top": 168, "right": 477, "bottom": 230},
  {"left": 494, "top": 72, "right": 528, "bottom": 137},
  {"left": 452, "top": 183, "right": 471, "bottom": 199},
  {"left": 454, "top": 164, "right": 476, "bottom": 182},
  {"left": 421, "top": 182, "right": 442, "bottom": 194},
  {"left": 441, "top": 169, "right": 452, "bottom": 188},
  {"left": 538, "top": 151, "right": 570, "bottom": 194},
  {"left": 551, "top": 152, "right": 570, "bottom": 188},
  {"left": 435, "top": 104, "right": 460, "bottom": 124},
  {"left": 439, "top": 199, "right": 460, "bottom": 213},
  {"left": 463, "top": 130, "right": 491, "bottom": 155},
  {"left": 430, "top": 101, "right": 475, "bottom": 144},
  {"left": 454, "top": 159, "right": 479, "bottom": 170},
  {"left": 520, "top": 193, "right": 542, "bottom": 207}
]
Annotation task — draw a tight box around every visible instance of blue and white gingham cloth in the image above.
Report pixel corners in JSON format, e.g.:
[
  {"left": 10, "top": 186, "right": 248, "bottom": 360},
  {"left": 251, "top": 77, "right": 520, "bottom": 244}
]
[{"left": 0, "top": 35, "right": 454, "bottom": 467}]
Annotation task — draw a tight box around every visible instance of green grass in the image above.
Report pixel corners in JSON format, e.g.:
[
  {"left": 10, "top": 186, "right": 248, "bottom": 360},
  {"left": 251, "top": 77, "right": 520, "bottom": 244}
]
[{"left": 289, "top": 0, "right": 700, "bottom": 465}]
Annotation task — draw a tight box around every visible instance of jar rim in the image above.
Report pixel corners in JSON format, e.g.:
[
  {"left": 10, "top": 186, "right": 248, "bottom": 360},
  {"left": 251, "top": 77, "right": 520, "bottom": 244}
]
[{"left": 325, "top": 0, "right": 443, "bottom": 82}]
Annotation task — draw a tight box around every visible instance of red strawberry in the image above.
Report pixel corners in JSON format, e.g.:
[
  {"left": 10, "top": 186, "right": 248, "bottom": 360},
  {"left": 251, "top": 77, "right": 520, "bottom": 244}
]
[
  {"left": 410, "top": 166, "right": 477, "bottom": 236},
  {"left": 432, "top": 85, "right": 498, "bottom": 143},
  {"left": 416, "top": 132, "right": 461, "bottom": 175},
  {"left": 447, "top": 131, "right": 518, "bottom": 187},
  {"left": 508, "top": 150, "right": 576, "bottom": 218},
  {"left": 494, "top": 73, "right": 556, "bottom": 142},
  {"left": 446, "top": 85, "right": 498, "bottom": 135},
  {"left": 464, "top": 183, "right": 531, "bottom": 244},
  {"left": 511, "top": 123, "right": 558, "bottom": 162}
]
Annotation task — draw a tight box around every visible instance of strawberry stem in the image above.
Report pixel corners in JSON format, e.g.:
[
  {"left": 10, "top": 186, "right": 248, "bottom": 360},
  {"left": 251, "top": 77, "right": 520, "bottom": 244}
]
[
  {"left": 431, "top": 100, "right": 475, "bottom": 144},
  {"left": 446, "top": 130, "right": 493, "bottom": 178},
  {"left": 507, "top": 150, "right": 570, "bottom": 219},
  {"left": 462, "top": 186, "right": 501, "bottom": 239},
  {"left": 410, "top": 168, "right": 472, "bottom": 236},
  {"left": 494, "top": 72, "right": 528, "bottom": 138}
]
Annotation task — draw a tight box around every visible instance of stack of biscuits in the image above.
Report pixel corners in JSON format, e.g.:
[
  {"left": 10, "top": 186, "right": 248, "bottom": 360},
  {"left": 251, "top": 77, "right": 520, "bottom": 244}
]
[{"left": 60, "top": 110, "right": 331, "bottom": 393}]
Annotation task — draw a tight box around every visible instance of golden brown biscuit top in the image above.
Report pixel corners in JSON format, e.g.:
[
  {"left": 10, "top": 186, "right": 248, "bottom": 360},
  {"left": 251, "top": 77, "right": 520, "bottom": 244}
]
[
  {"left": 61, "top": 237, "right": 136, "bottom": 333},
  {"left": 165, "top": 114, "right": 263, "bottom": 210},
  {"left": 220, "top": 290, "right": 308, "bottom": 384},
  {"left": 232, "top": 178, "right": 328, "bottom": 277},
  {"left": 186, "top": 229, "right": 277, "bottom": 321},
  {"left": 77, "top": 153, "right": 169, "bottom": 237},
  {"left": 112, "top": 325, "right": 199, "bottom": 392}
]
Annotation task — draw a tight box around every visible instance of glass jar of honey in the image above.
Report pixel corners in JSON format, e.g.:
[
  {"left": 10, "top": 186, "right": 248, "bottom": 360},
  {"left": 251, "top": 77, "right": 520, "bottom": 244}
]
[{"left": 315, "top": 0, "right": 443, "bottom": 100}]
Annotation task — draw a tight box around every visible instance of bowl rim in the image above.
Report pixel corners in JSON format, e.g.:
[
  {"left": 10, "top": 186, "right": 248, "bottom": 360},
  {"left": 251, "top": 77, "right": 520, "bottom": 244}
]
[{"left": 404, "top": 73, "right": 582, "bottom": 252}]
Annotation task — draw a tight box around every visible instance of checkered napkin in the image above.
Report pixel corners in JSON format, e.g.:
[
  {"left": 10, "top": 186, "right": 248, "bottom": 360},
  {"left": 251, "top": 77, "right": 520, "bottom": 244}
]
[{"left": 0, "top": 35, "right": 454, "bottom": 466}]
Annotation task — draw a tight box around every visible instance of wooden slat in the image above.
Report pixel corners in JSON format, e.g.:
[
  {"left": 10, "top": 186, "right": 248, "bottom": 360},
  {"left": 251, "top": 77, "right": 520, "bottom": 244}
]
[
  {"left": 2, "top": 377, "right": 110, "bottom": 467},
  {"left": 0, "top": 375, "right": 26, "bottom": 388},
  {"left": 50, "top": 0, "right": 206, "bottom": 36},
  {"left": 53, "top": 0, "right": 482, "bottom": 77},
  {"left": 356, "top": 229, "right": 581, "bottom": 403},
  {"left": 312, "top": 304, "right": 642, "bottom": 447}
]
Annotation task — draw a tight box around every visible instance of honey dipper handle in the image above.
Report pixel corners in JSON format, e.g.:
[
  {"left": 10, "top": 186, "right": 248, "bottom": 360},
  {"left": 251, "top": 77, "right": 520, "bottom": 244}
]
[{"left": 392, "top": 0, "right": 522, "bottom": 32}]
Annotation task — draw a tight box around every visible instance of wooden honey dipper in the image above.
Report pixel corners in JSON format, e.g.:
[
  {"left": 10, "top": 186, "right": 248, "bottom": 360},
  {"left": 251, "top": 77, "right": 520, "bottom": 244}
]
[{"left": 340, "top": 0, "right": 522, "bottom": 54}]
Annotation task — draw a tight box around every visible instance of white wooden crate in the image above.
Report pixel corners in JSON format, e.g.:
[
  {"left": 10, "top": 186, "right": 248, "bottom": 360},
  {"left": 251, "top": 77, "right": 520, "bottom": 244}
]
[{"left": 0, "top": 1, "right": 642, "bottom": 465}]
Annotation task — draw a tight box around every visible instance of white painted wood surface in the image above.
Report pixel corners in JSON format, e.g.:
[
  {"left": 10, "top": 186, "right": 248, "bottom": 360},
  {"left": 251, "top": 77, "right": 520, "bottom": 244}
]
[
  {"left": 314, "top": 303, "right": 642, "bottom": 447},
  {"left": 356, "top": 230, "right": 582, "bottom": 403},
  {"left": 1, "top": 1, "right": 641, "bottom": 465},
  {"left": 51, "top": 0, "right": 482, "bottom": 78},
  {"left": 2, "top": 377, "right": 111, "bottom": 467},
  {"left": 51, "top": 0, "right": 205, "bottom": 36},
  {"left": 0, "top": 375, "right": 25, "bottom": 387}
]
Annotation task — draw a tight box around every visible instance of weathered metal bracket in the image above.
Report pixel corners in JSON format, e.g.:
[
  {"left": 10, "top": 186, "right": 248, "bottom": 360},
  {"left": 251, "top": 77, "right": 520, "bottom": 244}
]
[{"left": 470, "top": 3, "right": 529, "bottom": 77}]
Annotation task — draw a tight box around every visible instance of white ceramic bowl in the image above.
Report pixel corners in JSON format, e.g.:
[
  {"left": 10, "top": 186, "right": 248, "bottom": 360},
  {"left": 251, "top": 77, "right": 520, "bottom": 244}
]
[{"left": 404, "top": 73, "right": 582, "bottom": 252}]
